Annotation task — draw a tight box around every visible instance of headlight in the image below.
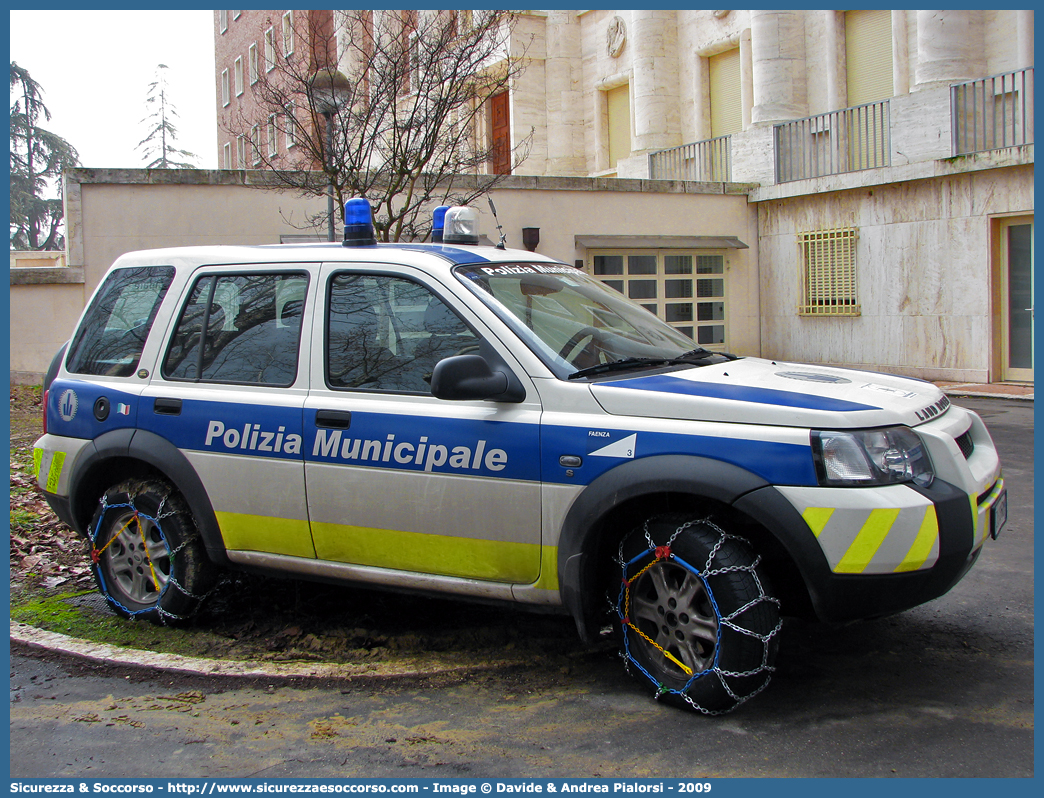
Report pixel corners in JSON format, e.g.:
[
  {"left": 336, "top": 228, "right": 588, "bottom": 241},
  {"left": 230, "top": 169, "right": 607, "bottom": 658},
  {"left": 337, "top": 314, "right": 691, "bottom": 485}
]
[{"left": 811, "top": 426, "right": 934, "bottom": 488}]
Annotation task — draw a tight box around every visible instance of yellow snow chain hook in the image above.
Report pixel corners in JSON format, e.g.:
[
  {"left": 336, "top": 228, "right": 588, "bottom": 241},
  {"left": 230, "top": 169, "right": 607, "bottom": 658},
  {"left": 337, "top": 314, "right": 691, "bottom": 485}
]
[{"left": 622, "top": 546, "right": 695, "bottom": 677}]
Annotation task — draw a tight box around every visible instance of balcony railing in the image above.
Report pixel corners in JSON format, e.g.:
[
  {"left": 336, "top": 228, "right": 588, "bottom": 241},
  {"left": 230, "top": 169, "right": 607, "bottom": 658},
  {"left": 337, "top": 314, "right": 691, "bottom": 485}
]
[
  {"left": 774, "top": 101, "right": 890, "bottom": 183},
  {"left": 649, "top": 135, "right": 732, "bottom": 182},
  {"left": 951, "top": 67, "right": 1034, "bottom": 155}
]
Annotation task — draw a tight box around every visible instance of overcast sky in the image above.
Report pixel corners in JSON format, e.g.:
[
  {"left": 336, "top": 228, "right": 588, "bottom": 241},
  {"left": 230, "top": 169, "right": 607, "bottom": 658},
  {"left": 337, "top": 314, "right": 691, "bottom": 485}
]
[{"left": 9, "top": 9, "right": 219, "bottom": 170}]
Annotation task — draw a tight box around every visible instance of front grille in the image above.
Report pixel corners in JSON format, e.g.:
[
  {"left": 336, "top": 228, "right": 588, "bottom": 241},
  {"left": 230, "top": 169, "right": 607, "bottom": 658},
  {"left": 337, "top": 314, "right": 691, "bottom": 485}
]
[{"left": 955, "top": 428, "right": 975, "bottom": 459}]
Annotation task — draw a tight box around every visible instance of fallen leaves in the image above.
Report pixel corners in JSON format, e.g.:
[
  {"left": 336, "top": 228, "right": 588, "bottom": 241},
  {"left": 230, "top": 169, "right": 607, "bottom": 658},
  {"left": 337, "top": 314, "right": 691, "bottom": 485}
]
[{"left": 10, "top": 387, "right": 93, "bottom": 592}]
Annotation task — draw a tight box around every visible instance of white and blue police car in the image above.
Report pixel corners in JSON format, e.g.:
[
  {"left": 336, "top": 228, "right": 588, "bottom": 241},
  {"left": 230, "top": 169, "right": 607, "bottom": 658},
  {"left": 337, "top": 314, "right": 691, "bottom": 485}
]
[{"left": 34, "top": 200, "right": 1006, "bottom": 713}]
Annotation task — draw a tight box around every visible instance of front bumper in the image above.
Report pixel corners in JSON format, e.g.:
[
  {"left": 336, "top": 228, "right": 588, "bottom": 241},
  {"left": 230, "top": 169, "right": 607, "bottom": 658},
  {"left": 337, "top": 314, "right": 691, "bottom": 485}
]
[{"left": 734, "top": 474, "right": 1002, "bottom": 623}]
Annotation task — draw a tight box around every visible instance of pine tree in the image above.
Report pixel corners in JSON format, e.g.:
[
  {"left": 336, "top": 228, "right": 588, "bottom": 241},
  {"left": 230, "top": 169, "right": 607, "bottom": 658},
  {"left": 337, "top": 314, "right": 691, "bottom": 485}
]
[
  {"left": 9, "top": 61, "right": 80, "bottom": 251},
  {"left": 136, "top": 64, "right": 198, "bottom": 169}
]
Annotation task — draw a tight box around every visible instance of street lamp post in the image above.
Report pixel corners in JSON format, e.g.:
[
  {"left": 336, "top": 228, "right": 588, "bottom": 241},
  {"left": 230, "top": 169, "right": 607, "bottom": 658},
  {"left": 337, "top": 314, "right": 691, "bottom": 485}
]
[
  {"left": 322, "top": 109, "right": 335, "bottom": 242},
  {"left": 308, "top": 68, "right": 353, "bottom": 242}
]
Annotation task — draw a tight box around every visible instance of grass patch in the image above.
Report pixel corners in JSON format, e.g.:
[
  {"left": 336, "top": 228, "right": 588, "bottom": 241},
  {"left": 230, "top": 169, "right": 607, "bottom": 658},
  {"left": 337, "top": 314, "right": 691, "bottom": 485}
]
[
  {"left": 10, "top": 508, "right": 37, "bottom": 533},
  {"left": 11, "top": 585, "right": 239, "bottom": 660}
]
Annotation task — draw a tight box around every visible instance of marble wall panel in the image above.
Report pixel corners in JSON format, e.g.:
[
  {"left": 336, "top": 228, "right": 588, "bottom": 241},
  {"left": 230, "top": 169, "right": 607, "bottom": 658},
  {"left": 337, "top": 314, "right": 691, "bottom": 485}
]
[{"left": 755, "top": 166, "right": 1030, "bottom": 379}]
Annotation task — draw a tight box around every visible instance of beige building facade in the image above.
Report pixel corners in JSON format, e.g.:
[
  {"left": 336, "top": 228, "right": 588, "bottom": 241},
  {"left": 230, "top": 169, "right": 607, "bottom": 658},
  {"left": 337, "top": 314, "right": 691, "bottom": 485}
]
[{"left": 500, "top": 9, "right": 1033, "bottom": 384}]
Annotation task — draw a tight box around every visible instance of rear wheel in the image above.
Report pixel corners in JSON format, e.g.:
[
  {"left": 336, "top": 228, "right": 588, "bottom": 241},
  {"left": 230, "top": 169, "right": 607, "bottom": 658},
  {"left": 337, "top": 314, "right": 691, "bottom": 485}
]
[
  {"left": 88, "top": 479, "right": 216, "bottom": 624},
  {"left": 615, "top": 513, "right": 780, "bottom": 713}
]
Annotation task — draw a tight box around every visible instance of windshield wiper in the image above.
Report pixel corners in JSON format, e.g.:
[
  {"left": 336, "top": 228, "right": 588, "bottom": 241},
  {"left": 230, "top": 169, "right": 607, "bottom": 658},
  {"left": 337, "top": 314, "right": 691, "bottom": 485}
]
[
  {"left": 676, "top": 348, "right": 740, "bottom": 362},
  {"left": 567, "top": 357, "right": 672, "bottom": 380},
  {"left": 567, "top": 349, "right": 739, "bottom": 380}
]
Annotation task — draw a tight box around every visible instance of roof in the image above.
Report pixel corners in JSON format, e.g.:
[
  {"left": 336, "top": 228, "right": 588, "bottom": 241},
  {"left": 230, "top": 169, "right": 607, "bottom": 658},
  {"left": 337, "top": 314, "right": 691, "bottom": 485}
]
[{"left": 109, "top": 242, "right": 562, "bottom": 272}]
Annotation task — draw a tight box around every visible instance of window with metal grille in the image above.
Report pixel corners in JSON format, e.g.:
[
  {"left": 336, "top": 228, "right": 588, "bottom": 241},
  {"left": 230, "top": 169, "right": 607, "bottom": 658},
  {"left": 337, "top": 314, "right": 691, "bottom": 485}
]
[{"left": 798, "top": 228, "right": 860, "bottom": 316}]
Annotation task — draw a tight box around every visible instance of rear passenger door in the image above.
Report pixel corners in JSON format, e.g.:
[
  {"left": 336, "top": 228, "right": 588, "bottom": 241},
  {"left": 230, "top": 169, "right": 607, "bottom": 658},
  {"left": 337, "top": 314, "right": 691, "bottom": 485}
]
[
  {"left": 303, "top": 264, "right": 544, "bottom": 584},
  {"left": 140, "top": 265, "right": 316, "bottom": 559}
]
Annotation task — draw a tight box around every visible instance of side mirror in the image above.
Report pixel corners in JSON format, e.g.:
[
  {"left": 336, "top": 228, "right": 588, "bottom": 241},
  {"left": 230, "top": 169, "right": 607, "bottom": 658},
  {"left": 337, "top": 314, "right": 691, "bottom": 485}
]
[{"left": 431, "top": 355, "right": 521, "bottom": 402}]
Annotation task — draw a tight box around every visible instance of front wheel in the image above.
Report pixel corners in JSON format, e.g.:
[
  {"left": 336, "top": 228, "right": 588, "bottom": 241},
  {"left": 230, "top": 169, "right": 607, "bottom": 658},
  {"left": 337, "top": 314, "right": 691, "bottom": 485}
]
[
  {"left": 615, "top": 513, "right": 781, "bottom": 714},
  {"left": 88, "top": 479, "right": 217, "bottom": 625}
]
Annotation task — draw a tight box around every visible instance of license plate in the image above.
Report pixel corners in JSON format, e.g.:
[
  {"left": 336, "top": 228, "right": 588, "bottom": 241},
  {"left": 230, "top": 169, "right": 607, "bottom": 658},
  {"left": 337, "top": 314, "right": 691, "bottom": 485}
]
[{"left": 990, "top": 489, "right": 1008, "bottom": 540}]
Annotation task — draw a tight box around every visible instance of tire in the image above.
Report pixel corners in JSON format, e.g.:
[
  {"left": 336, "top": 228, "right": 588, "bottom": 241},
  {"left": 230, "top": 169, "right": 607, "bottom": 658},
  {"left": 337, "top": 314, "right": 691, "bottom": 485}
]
[
  {"left": 88, "top": 479, "right": 217, "bottom": 625},
  {"left": 615, "top": 513, "right": 780, "bottom": 714}
]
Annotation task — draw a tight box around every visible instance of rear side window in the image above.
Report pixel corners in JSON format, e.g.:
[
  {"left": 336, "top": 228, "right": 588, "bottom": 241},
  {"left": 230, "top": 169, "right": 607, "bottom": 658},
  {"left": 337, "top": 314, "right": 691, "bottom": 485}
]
[
  {"left": 66, "top": 266, "right": 175, "bottom": 377},
  {"left": 163, "top": 272, "right": 308, "bottom": 386}
]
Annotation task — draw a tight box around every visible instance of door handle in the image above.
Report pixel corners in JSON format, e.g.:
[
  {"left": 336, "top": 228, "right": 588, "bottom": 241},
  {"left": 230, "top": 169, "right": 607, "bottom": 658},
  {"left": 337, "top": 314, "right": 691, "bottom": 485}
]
[
  {"left": 153, "top": 397, "right": 182, "bottom": 415},
  {"left": 315, "top": 410, "right": 352, "bottom": 429}
]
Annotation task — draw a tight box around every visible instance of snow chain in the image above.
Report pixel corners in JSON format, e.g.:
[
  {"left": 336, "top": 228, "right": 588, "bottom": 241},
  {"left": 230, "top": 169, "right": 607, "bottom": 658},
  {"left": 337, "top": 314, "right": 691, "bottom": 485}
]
[
  {"left": 616, "top": 517, "right": 782, "bottom": 715},
  {"left": 90, "top": 489, "right": 212, "bottom": 624}
]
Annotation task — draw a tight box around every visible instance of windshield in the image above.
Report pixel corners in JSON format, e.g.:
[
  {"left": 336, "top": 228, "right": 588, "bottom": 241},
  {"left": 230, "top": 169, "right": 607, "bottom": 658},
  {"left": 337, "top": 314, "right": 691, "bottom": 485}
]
[{"left": 455, "top": 262, "right": 725, "bottom": 379}]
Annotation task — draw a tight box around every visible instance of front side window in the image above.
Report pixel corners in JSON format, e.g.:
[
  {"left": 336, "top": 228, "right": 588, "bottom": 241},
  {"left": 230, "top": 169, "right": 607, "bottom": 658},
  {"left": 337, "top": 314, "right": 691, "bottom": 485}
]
[
  {"left": 163, "top": 272, "right": 307, "bottom": 386},
  {"left": 67, "top": 266, "right": 175, "bottom": 377},
  {"left": 327, "top": 273, "right": 477, "bottom": 393},
  {"left": 456, "top": 263, "right": 722, "bottom": 379}
]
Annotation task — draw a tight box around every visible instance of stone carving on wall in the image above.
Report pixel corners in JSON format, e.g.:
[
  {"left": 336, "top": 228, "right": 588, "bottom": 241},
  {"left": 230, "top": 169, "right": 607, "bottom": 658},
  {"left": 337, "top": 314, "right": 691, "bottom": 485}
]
[{"left": 607, "top": 16, "right": 626, "bottom": 58}]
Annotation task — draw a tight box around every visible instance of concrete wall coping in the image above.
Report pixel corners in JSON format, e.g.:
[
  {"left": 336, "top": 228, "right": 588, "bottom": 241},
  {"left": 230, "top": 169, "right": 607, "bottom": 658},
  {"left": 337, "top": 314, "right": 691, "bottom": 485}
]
[
  {"left": 10, "top": 267, "right": 85, "bottom": 286},
  {"left": 65, "top": 167, "right": 758, "bottom": 197}
]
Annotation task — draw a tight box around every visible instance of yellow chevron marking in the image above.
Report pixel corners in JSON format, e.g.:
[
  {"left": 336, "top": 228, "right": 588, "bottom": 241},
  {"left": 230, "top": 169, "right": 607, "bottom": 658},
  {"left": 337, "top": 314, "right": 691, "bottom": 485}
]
[
  {"left": 970, "top": 494, "right": 982, "bottom": 545},
  {"left": 974, "top": 478, "right": 1006, "bottom": 547},
  {"left": 835, "top": 508, "right": 901, "bottom": 574},
  {"left": 45, "top": 451, "right": 65, "bottom": 494},
  {"left": 802, "top": 507, "right": 835, "bottom": 538},
  {"left": 894, "top": 506, "right": 939, "bottom": 572}
]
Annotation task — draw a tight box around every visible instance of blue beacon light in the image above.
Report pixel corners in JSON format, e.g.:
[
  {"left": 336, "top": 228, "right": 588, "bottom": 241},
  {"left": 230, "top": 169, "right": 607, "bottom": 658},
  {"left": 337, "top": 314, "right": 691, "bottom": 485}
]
[
  {"left": 431, "top": 205, "right": 449, "bottom": 243},
  {"left": 343, "top": 198, "right": 376, "bottom": 247}
]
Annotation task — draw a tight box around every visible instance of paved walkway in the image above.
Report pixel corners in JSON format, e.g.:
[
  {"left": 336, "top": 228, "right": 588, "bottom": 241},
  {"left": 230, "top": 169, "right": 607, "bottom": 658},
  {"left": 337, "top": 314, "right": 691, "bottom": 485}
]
[{"left": 933, "top": 381, "right": 1033, "bottom": 401}]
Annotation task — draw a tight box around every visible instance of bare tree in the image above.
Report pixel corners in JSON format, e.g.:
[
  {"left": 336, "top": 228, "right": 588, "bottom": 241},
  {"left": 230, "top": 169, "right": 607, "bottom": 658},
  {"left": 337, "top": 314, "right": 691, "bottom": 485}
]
[{"left": 227, "top": 10, "right": 530, "bottom": 242}]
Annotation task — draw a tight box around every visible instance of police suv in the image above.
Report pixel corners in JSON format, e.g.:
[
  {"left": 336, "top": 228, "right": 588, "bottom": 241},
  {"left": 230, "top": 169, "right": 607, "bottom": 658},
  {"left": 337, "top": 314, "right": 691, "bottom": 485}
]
[{"left": 34, "top": 200, "right": 1006, "bottom": 713}]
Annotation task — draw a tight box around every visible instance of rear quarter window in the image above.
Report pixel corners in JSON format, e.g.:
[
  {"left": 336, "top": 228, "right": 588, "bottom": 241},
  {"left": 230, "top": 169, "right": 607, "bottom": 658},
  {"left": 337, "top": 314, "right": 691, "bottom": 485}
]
[{"left": 66, "top": 266, "right": 176, "bottom": 377}]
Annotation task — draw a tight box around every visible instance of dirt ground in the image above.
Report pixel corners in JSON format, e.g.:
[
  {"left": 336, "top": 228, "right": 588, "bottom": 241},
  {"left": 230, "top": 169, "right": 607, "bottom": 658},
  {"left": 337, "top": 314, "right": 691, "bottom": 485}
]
[{"left": 9, "top": 386, "right": 595, "bottom": 671}]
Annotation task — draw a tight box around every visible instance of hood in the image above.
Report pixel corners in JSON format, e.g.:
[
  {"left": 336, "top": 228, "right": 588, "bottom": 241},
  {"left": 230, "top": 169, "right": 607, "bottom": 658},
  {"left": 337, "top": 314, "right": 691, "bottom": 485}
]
[{"left": 589, "top": 358, "right": 950, "bottom": 429}]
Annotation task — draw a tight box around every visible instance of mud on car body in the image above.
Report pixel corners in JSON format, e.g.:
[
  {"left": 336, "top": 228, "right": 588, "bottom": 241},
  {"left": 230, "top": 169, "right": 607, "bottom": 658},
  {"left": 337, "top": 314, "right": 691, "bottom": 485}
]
[{"left": 34, "top": 202, "right": 1006, "bottom": 713}]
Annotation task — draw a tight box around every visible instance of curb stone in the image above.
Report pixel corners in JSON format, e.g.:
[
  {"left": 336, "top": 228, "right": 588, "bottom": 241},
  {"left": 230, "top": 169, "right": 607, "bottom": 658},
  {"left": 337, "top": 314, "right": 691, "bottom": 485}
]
[{"left": 9, "top": 620, "right": 521, "bottom": 683}]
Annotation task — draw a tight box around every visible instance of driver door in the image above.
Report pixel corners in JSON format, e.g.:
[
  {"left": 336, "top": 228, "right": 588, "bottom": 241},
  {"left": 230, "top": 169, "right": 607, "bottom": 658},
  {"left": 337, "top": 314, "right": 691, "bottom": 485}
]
[{"left": 303, "top": 264, "right": 544, "bottom": 584}]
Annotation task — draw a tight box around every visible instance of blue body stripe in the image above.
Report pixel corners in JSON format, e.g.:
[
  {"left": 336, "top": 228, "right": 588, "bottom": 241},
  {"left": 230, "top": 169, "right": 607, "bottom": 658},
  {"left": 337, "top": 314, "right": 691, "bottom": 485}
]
[
  {"left": 601, "top": 373, "right": 879, "bottom": 412},
  {"left": 540, "top": 425, "right": 816, "bottom": 486},
  {"left": 47, "top": 388, "right": 819, "bottom": 489}
]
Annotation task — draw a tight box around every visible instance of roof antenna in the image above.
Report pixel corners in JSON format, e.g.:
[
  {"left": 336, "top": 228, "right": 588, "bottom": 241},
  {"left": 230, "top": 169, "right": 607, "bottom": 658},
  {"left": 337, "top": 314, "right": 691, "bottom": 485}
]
[{"left": 487, "top": 197, "right": 507, "bottom": 250}]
